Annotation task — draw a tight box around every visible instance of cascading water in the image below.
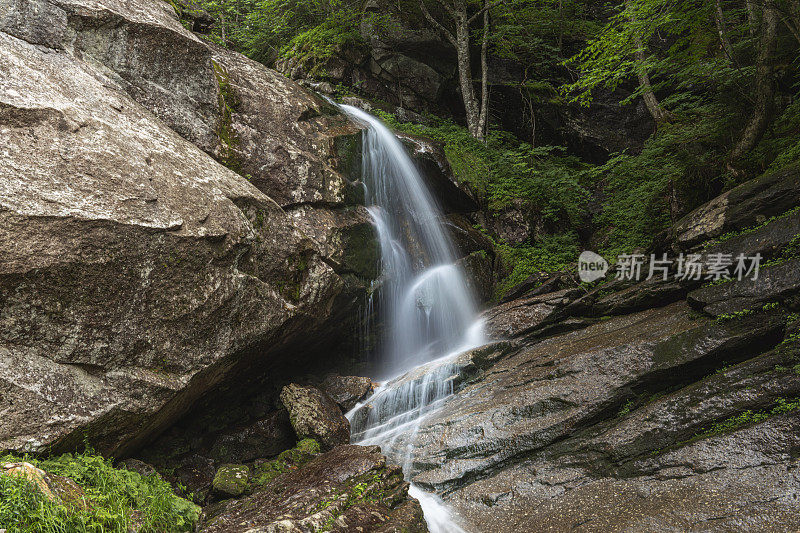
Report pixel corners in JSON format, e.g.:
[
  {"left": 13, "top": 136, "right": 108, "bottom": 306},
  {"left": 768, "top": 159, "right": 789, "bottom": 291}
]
[{"left": 340, "top": 105, "right": 484, "bottom": 533}]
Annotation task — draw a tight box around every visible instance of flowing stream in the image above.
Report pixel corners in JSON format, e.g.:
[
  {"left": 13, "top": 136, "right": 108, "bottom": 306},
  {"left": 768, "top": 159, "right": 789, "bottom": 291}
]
[{"left": 340, "top": 105, "right": 484, "bottom": 532}]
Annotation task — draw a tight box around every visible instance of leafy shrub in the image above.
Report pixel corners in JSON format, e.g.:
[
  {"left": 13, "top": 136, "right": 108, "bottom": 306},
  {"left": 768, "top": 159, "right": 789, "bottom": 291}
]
[{"left": 0, "top": 451, "right": 199, "bottom": 533}]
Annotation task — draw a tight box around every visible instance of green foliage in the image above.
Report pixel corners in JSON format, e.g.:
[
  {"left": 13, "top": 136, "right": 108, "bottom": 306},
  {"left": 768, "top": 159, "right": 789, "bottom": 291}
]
[
  {"left": 617, "top": 399, "right": 634, "bottom": 417},
  {"left": 374, "top": 110, "right": 592, "bottom": 225},
  {"left": 0, "top": 451, "right": 198, "bottom": 533},
  {"left": 698, "top": 397, "right": 800, "bottom": 439},
  {"left": 280, "top": 11, "right": 366, "bottom": 75},
  {"left": 490, "top": 232, "right": 579, "bottom": 300}
]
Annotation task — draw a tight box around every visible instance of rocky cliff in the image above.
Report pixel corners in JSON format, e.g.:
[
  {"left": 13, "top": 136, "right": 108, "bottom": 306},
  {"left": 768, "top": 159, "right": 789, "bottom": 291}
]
[{"left": 0, "top": 0, "right": 380, "bottom": 458}]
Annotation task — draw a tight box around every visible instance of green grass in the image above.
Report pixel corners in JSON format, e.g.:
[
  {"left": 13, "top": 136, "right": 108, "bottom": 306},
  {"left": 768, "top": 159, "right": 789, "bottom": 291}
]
[{"left": 0, "top": 451, "right": 199, "bottom": 533}]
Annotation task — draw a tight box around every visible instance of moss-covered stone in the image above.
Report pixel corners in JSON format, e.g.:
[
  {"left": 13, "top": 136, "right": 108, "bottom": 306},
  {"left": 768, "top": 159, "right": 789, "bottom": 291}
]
[
  {"left": 212, "top": 464, "right": 250, "bottom": 497},
  {"left": 252, "top": 438, "right": 321, "bottom": 488}
]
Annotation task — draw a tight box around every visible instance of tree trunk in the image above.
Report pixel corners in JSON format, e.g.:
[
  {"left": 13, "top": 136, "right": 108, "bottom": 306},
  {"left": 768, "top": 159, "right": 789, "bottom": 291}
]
[
  {"left": 628, "top": 1, "right": 672, "bottom": 124},
  {"left": 633, "top": 39, "right": 672, "bottom": 123},
  {"left": 455, "top": 13, "right": 480, "bottom": 138},
  {"left": 476, "top": 5, "right": 490, "bottom": 141},
  {"left": 714, "top": 0, "right": 738, "bottom": 65},
  {"left": 727, "top": 0, "right": 779, "bottom": 169},
  {"left": 745, "top": 0, "right": 760, "bottom": 36}
]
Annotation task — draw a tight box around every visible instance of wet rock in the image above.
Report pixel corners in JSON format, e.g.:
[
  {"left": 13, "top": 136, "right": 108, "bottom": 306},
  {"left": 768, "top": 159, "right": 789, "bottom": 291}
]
[
  {"left": 702, "top": 208, "right": 800, "bottom": 259},
  {"left": 280, "top": 384, "right": 351, "bottom": 449},
  {"left": 455, "top": 413, "right": 800, "bottom": 532},
  {"left": 687, "top": 258, "right": 800, "bottom": 316},
  {"left": 457, "top": 251, "right": 496, "bottom": 304},
  {"left": 209, "top": 410, "right": 295, "bottom": 464},
  {"left": 673, "top": 164, "right": 800, "bottom": 249},
  {"left": 212, "top": 464, "right": 250, "bottom": 497},
  {"left": 320, "top": 374, "right": 374, "bottom": 412},
  {"left": 200, "top": 445, "right": 427, "bottom": 533},
  {"left": 484, "top": 287, "right": 583, "bottom": 339},
  {"left": 592, "top": 277, "right": 689, "bottom": 316},
  {"left": 499, "top": 271, "right": 561, "bottom": 303},
  {"left": 395, "top": 133, "right": 479, "bottom": 214},
  {"left": 409, "top": 303, "right": 784, "bottom": 491}
]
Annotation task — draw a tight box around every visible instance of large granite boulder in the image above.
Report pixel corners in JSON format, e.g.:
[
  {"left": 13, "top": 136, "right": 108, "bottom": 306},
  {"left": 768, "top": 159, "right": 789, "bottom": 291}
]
[{"left": 0, "top": 0, "right": 374, "bottom": 457}]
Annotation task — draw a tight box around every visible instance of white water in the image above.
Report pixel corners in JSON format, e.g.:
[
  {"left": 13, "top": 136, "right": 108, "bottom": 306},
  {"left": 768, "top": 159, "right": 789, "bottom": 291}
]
[{"left": 340, "top": 105, "right": 483, "bottom": 533}]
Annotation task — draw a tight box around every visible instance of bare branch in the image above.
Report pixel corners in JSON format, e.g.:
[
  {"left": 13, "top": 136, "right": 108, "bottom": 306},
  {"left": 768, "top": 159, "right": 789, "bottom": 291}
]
[
  {"left": 468, "top": 0, "right": 503, "bottom": 24},
  {"left": 419, "top": 0, "right": 457, "bottom": 45}
]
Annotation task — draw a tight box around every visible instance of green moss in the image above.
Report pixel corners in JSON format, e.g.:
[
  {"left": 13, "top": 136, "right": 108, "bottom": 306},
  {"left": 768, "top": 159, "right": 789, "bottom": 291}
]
[
  {"left": 0, "top": 451, "right": 199, "bottom": 532},
  {"left": 212, "top": 60, "right": 242, "bottom": 174},
  {"left": 212, "top": 464, "right": 250, "bottom": 497},
  {"left": 252, "top": 439, "right": 320, "bottom": 488}
]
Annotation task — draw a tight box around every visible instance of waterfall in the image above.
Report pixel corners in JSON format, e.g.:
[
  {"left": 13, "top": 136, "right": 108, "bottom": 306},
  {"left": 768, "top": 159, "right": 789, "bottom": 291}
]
[{"left": 340, "top": 105, "right": 484, "bottom": 533}]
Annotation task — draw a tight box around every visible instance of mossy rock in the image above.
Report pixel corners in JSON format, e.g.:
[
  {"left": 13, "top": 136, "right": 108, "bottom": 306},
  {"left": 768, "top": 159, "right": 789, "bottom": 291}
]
[
  {"left": 212, "top": 464, "right": 250, "bottom": 497},
  {"left": 252, "top": 439, "right": 321, "bottom": 488}
]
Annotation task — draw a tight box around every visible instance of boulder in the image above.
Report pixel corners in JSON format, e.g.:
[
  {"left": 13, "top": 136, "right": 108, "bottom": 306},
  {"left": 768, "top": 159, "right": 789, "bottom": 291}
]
[
  {"left": 200, "top": 445, "right": 428, "bottom": 532},
  {"left": 398, "top": 297, "right": 795, "bottom": 532},
  {"left": 672, "top": 164, "right": 800, "bottom": 249},
  {"left": 208, "top": 43, "right": 365, "bottom": 209},
  {"left": 212, "top": 464, "right": 249, "bottom": 497},
  {"left": 0, "top": 0, "right": 374, "bottom": 457},
  {"left": 280, "top": 384, "right": 351, "bottom": 449},
  {"left": 1, "top": 462, "right": 87, "bottom": 508},
  {"left": 687, "top": 258, "right": 800, "bottom": 316},
  {"left": 320, "top": 374, "right": 374, "bottom": 412}
]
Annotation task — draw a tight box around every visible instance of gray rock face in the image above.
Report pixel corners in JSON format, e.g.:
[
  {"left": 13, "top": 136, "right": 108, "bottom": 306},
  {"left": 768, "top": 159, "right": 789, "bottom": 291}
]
[
  {"left": 280, "top": 384, "right": 351, "bottom": 450},
  {"left": 408, "top": 299, "right": 797, "bottom": 531},
  {"left": 0, "top": 0, "right": 374, "bottom": 457}
]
